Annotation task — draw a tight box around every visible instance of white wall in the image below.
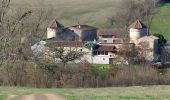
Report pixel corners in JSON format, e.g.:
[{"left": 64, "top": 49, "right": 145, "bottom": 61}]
[
  {"left": 47, "top": 28, "right": 56, "bottom": 39},
  {"left": 130, "top": 28, "right": 148, "bottom": 44},
  {"left": 137, "top": 37, "right": 159, "bottom": 62},
  {"left": 92, "top": 55, "right": 111, "bottom": 64},
  {"left": 102, "top": 38, "right": 113, "bottom": 43}
]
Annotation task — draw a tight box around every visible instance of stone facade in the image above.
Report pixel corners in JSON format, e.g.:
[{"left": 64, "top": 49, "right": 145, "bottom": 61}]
[
  {"left": 69, "top": 25, "right": 97, "bottom": 41},
  {"left": 129, "top": 19, "right": 148, "bottom": 44}
]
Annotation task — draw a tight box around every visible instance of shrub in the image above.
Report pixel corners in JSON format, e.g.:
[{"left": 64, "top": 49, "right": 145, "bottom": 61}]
[{"left": 0, "top": 62, "right": 170, "bottom": 88}]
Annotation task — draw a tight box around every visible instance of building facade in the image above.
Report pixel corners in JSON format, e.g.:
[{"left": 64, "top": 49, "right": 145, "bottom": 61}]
[
  {"left": 129, "top": 19, "right": 148, "bottom": 44},
  {"left": 69, "top": 25, "right": 97, "bottom": 41}
]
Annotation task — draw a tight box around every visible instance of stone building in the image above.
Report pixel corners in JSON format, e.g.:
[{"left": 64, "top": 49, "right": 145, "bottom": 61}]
[
  {"left": 137, "top": 35, "right": 160, "bottom": 61},
  {"left": 91, "top": 43, "right": 135, "bottom": 64},
  {"left": 69, "top": 25, "right": 97, "bottom": 41},
  {"left": 47, "top": 19, "right": 79, "bottom": 41},
  {"left": 32, "top": 19, "right": 162, "bottom": 64},
  {"left": 47, "top": 19, "right": 97, "bottom": 42},
  {"left": 97, "top": 29, "right": 123, "bottom": 43},
  {"left": 129, "top": 19, "right": 148, "bottom": 44}
]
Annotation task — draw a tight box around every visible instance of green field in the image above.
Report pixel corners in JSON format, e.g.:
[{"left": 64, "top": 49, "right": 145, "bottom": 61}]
[
  {"left": 11, "top": 0, "right": 118, "bottom": 28},
  {"left": 1, "top": 86, "right": 170, "bottom": 100},
  {"left": 10, "top": 1, "right": 170, "bottom": 40},
  {"left": 151, "top": 3, "right": 170, "bottom": 41}
]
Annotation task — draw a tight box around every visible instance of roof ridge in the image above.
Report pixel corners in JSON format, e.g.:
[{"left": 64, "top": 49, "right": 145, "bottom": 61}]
[
  {"left": 129, "top": 19, "right": 147, "bottom": 29},
  {"left": 48, "top": 19, "right": 64, "bottom": 29}
]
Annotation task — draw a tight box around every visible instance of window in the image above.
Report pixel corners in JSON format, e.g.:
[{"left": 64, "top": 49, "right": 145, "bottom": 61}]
[
  {"left": 93, "top": 51, "right": 97, "bottom": 55},
  {"left": 105, "top": 51, "right": 108, "bottom": 55},
  {"left": 104, "top": 40, "right": 107, "bottom": 43},
  {"left": 102, "top": 35, "right": 112, "bottom": 38},
  {"left": 101, "top": 51, "right": 105, "bottom": 55},
  {"left": 112, "top": 50, "right": 117, "bottom": 53},
  {"left": 97, "top": 51, "right": 101, "bottom": 55}
]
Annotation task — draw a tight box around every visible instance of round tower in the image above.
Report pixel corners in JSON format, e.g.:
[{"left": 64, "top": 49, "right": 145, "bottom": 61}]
[
  {"left": 129, "top": 19, "right": 148, "bottom": 44},
  {"left": 47, "top": 28, "right": 57, "bottom": 39},
  {"left": 47, "top": 19, "right": 64, "bottom": 39}
]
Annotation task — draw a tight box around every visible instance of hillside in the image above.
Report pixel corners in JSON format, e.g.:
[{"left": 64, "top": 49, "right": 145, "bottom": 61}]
[
  {"left": 150, "top": 3, "right": 170, "bottom": 40},
  {"left": 1, "top": 86, "right": 170, "bottom": 100},
  {"left": 10, "top": 1, "right": 170, "bottom": 40},
  {"left": 11, "top": 0, "right": 118, "bottom": 28}
]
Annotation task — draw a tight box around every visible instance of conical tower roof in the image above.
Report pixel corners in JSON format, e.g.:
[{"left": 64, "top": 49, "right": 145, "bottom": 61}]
[
  {"left": 48, "top": 19, "right": 64, "bottom": 29},
  {"left": 129, "top": 19, "right": 147, "bottom": 29}
]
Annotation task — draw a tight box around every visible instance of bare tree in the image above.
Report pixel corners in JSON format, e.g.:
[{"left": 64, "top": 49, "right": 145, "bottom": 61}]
[
  {"left": 0, "top": 0, "right": 10, "bottom": 26},
  {"left": 109, "top": 0, "right": 159, "bottom": 36},
  {"left": 0, "top": 0, "right": 54, "bottom": 86}
]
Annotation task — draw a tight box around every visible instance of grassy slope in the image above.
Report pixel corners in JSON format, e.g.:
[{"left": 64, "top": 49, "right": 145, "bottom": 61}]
[
  {"left": 150, "top": 3, "right": 170, "bottom": 40},
  {"left": 11, "top": 1, "right": 170, "bottom": 40},
  {"left": 11, "top": 0, "right": 117, "bottom": 28},
  {"left": 1, "top": 86, "right": 170, "bottom": 100}
]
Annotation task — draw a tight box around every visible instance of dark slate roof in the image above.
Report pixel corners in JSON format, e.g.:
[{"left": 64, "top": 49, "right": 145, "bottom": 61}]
[
  {"left": 93, "top": 45, "right": 116, "bottom": 51},
  {"left": 129, "top": 19, "right": 147, "bottom": 29}
]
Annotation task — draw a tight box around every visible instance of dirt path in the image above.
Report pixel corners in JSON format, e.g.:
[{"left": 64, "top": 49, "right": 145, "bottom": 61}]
[{"left": 7, "top": 94, "right": 66, "bottom": 100}]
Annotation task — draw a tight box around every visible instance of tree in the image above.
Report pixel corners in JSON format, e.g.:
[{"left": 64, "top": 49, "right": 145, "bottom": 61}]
[
  {"left": 0, "top": 0, "right": 54, "bottom": 86},
  {"left": 109, "top": 0, "right": 159, "bottom": 37},
  {"left": 0, "top": 0, "right": 10, "bottom": 26},
  {"left": 153, "top": 33, "right": 167, "bottom": 46},
  {"left": 52, "top": 47, "right": 85, "bottom": 65}
]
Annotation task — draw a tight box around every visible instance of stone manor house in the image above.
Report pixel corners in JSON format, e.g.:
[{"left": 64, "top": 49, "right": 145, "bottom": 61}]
[{"left": 31, "top": 19, "right": 161, "bottom": 64}]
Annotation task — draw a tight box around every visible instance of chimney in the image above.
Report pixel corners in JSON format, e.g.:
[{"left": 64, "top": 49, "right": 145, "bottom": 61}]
[{"left": 78, "top": 25, "right": 81, "bottom": 29}]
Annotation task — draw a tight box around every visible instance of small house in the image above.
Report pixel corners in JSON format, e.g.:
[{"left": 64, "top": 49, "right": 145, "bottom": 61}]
[
  {"left": 47, "top": 19, "right": 79, "bottom": 41},
  {"left": 98, "top": 29, "right": 123, "bottom": 43},
  {"left": 137, "top": 35, "right": 160, "bottom": 61}
]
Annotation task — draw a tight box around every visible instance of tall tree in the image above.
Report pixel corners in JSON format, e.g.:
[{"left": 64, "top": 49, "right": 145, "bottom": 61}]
[{"left": 109, "top": 0, "right": 159, "bottom": 37}]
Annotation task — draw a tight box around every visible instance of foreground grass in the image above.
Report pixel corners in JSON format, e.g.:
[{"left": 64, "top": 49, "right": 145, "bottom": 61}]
[{"left": 0, "top": 86, "right": 170, "bottom": 100}]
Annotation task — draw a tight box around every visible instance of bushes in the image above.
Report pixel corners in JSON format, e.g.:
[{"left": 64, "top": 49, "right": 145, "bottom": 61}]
[
  {"left": 0, "top": 62, "right": 170, "bottom": 88},
  {"left": 113, "top": 65, "right": 159, "bottom": 86}
]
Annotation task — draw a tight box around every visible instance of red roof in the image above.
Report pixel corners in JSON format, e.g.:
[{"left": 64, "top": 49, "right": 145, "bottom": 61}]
[
  {"left": 48, "top": 19, "right": 64, "bottom": 29},
  {"left": 97, "top": 29, "right": 117, "bottom": 36},
  {"left": 69, "top": 25, "right": 97, "bottom": 30},
  {"left": 129, "top": 19, "right": 147, "bottom": 29},
  {"left": 45, "top": 41, "right": 87, "bottom": 47}
]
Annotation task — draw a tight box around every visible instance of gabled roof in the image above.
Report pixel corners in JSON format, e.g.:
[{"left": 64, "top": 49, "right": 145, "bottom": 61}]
[
  {"left": 69, "top": 25, "right": 97, "bottom": 30},
  {"left": 48, "top": 19, "right": 64, "bottom": 29},
  {"left": 45, "top": 41, "right": 87, "bottom": 47},
  {"left": 129, "top": 19, "right": 147, "bottom": 29},
  {"left": 93, "top": 44, "right": 117, "bottom": 51},
  {"left": 138, "top": 35, "right": 159, "bottom": 42},
  {"left": 97, "top": 29, "right": 117, "bottom": 36},
  {"left": 149, "top": 35, "right": 159, "bottom": 39}
]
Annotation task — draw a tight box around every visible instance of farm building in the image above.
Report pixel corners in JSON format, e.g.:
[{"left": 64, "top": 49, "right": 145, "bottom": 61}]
[
  {"left": 137, "top": 35, "right": 160, "bottom": 61},
  {"left": 97, "top": 29, "right": 123, "bottom": 43},
  {"left": 47, "top": 19, "right": 97, "bottom": 42},
  {"left": 32, "top": 19, "right": 162, "bottom": 64},
  {"left": 129, "top": 19, "right": 148, "bottom": 44},
  {"left": 47, "top": 19, "right": 79, "bottom": 41},
  {"left": 69, "top": 25, "right": 97, "bottom": 41}
]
